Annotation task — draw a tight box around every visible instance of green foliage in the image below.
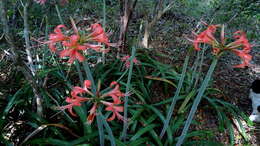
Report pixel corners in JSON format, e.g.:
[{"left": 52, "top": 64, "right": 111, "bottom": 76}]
[{"left": 0, "top": 0, "right": 255, "bottom": 145}]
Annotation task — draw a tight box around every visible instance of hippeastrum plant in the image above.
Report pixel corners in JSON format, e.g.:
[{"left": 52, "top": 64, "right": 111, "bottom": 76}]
[
  {"left": 46, "top": 19, "right": 121, "bottom": 145},
  {"left": 47, "top": 23, "right": 110, "bottom": 64},
  {"left": 160, "top": 23, "right": 255, "bottom": 146},
  {"left": 60, "top": 80, "right": 126, "bottom": 124}
]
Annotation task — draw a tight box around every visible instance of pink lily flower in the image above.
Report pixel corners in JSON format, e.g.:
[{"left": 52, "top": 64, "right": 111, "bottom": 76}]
[
  {"left": 60, "top": 96, "right": 89, "bottom": 117},
  {"left": 232, "top": 49, "right": 252, "bottom": 68},
  {"left": 101, "top": 81, "right": 124, "bottom": 104},
  {"left": 59, "top": 35, "right": 87, "bottom": 63},
  {"left": 90, "top": 23, "right": 110, "bottom": 46},
  {"left": 48, "top": 25, "right": 68, "bottom": 52},
  {"left": 193, "top": 25, "right": 218, "bottom": 51},
  {"left": 87, "top": 103, "right": 97, "bottom": 124},
  {"left": 101, "top": 101, "right": 124, "bottom": 121},
  {"left": 233, "top": 31, "right": 251, "bottom": 53}
]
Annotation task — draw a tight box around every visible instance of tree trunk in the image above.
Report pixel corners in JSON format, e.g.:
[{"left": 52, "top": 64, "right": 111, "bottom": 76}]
[
  {"left": 117, "top": 0, "right": 138, "bottom": 55},
  {"left": 142, "top": 22, "right": 151, "bottom": 48},
  {"left": 141, "top": 0, "right": 174, "bottom": 48}
]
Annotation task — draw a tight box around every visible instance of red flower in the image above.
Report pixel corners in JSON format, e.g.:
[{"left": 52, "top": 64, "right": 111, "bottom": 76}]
[
  {"left": 60, "top": 80, "right": 125, "bottom": 123},
  {"left": 232, "top": 49, "right": 252, "bottom": 68},
  {"left": 121, "top": 55, "right": 140, "bottom": 68},
  {"left": 188, "top": 23, "right": 254, "bottom": 68},
  {"left": 71, "top": 81, "right": 93, "bottom": 98},
  {"left": 101, "top": 81, "right": 124, "bottom": 104},
  {"left": 48, "top": 25, "right": 68, "bottom": 52},
  {"left": 47, "top": 23, "right": 110, "bottom": 62},
  {"left": 90, "top": 23, "right": 110, "bottom": 45},
  {"left": 60, "top": 95, "right": 89, "bottom": 117},
  {"left": 60, "top": 80, "right": 92, "bottom": 117},
  {"left": 59, "top": 35, "right": 87, "bottom": 63},
  {"left": 87, "top": 103, "right": 97, "bottom": 124},
  {"left": 193, "top": 25, "right": 218, "bottom": 51},
  {"left": 60, "top": 98, "right": 81, "bottom": 117},
  {"left": 101, "top": 101, "right": 124, "bottom": 121},
  {"left": 227, "top": 31, "right": 253, "bottom": 68},
  {"left": 233, "top": 31, "right": 251, "bottom": 53}
]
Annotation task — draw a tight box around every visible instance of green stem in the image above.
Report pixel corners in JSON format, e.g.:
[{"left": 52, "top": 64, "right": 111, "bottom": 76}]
[
  {"left": 121, "top": 46, "right": 136, "bottom": 141},
  {"left": 159, "top": 55, "right": 190, "bottom": 138},
  {"left": 194, "top": 45, "right": 206, "bottom": 89},
  {"left": 116, "top": 69, "right": 128, "bottom": 82},
  {"left": 96, "top": 112, "right": 104, "bottom": 146},
  {"left": 55, "top": 4, "right": 64, "bottom": 24},
  {"left": 189, "top": 51, "right": 200, "bottom": 90},
  {"left": 75, "top": 61, "right": 84, "bottom": 86},
  {"left": 83, "top": 61, "right": 96, "bottom": 94},
  {"left": 176, "top": 57, "right": 218, "bottom": 146},
  {"left": 101, "top": 0, "right": 106, "bottom": 64},
  {"left": 100, "top": 113, "right": 116, "bottom": 146}
]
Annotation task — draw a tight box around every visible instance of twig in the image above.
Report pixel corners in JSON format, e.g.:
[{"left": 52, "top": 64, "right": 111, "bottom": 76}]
[{"left": 55, "top": 4, "right": 64, "bottom": 24}]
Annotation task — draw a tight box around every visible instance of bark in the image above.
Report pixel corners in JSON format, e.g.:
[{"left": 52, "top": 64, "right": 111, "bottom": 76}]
[
  {"left": 117, "top": 0, "right": 138, "bottom": 55},
  {"left": 141, "top": 0, "right": 174, "bottom": 48}
]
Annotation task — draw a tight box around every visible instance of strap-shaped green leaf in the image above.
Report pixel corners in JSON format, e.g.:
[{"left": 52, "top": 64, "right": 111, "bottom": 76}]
[{"left": 176, "top": 57, "right": 218, "bottom": 146}]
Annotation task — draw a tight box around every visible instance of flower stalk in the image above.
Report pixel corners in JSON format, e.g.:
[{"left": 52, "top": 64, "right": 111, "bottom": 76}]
[
  {"left": 121, "top": 46, "right": 136, "bottom": 141},
  {"left": 176, "top": 57, "right": 218, "bottom": 146},
  {"left": 160, "top": 53, "right": 190, "bottom": 138}
]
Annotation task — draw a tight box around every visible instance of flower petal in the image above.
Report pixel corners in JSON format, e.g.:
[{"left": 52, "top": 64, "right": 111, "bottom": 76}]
[
  {"left": 75, "top": 51, "right": 85, "bottom": 62},
  {"left": 84, "top": 80, "right": 91, "bottom": 89},
  {"left": 68, "top": 55, "right": 76, "bottom": 64},
  {"left": 59, "top": 49, "right": 72, "bottom": 58},
  {"left": 71, "top": 87, "right": 85, "bottom": 97},
  {"left": 48, "top": 42, "right": 57, "bottom": 52},
  {"left": 232, "top": 49, "right": 252, "bottom": 68},
  {"left": 54, "top": 25, "right": 66, "bottom": 34},
  {"left": 87, "top": 103, "right": 97, "bottom": 124},
  {"left": 107, "top": 113, "right": 116, "bottom": 121},
  {"left": 192, "top": 25, "right": 218, "bottom": 51}
]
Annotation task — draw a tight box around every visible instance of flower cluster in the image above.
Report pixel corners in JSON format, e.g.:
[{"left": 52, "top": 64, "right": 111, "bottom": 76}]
[
  {"left": 121, "top": 55, "right": 140, "bottom": 69},
  {"left": 191, "top": 23, "right": 253, "bottom": 68},
  {"left": 48, "top": 23, "right": 110, "bottom": 64},
  {"left": 60, "top": 80, "right": 125, "bottom": 124}
]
